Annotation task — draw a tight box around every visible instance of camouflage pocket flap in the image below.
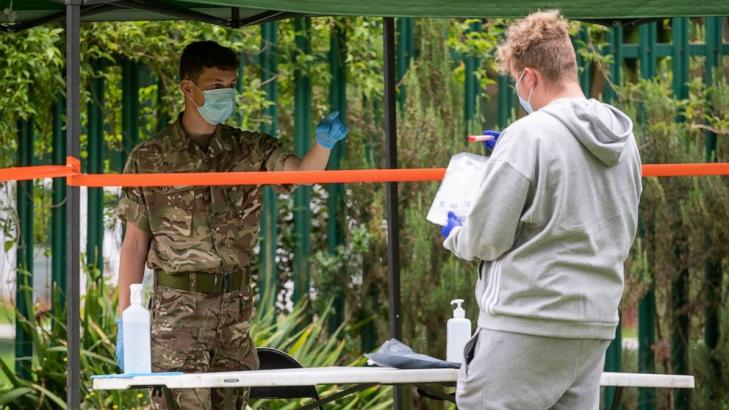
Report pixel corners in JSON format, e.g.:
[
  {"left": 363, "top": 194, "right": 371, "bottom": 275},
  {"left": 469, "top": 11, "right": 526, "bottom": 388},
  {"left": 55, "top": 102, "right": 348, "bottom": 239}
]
[
  {"left": 152, "top": 209, "right": 192, "bottom": 237},
  {"left": 148, "top": 189, "right": 194, "bottom": 237},
  {"left": 161, "top": 186, "right": 196, "bottom": 207}
]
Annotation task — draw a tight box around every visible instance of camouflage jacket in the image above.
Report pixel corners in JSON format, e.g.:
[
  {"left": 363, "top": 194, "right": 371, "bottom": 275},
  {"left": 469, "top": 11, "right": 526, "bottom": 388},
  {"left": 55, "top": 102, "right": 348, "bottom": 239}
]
[{"left": 117, "top": 114, "right": 294, "bottom": 274}]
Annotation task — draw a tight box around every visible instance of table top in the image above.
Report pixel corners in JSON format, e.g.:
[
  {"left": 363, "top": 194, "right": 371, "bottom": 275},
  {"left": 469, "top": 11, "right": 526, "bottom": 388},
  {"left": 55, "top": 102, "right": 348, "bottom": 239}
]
[{"left": 93, "top": 367, "right": 695, "bottom": 391}]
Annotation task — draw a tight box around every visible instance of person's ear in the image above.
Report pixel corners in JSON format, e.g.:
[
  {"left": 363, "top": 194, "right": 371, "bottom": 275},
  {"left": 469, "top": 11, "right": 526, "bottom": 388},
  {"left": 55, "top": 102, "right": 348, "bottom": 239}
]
[
  {"left": 524, "top": 68, "right": 537, "bottom": 89},
  {"left": 180, "top": 79, "right": 194, "bottom": 100}
]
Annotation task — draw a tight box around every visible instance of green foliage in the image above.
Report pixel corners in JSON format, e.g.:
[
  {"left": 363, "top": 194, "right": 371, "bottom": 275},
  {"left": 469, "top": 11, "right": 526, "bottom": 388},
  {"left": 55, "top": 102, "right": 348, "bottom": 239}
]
[
  {"left": 618, "top": 73, "right": 729, "bottom": 408},
  {"left": 250, "top": 301, "right": 391, "bottom": 409},
  {"left": 447, "top": 19, "right": 502, "bottom": 90},
  {"left": 0, "top": 26, "right": 63, "bottom": 167},
  {"left": 0, "top": 270, "right": 144, "bottom": 409},
  {"left": 0, "top": 279, "right": 391, "bottom": 409},
  {"left": 310, "top": 225, "right": 373, "bottom": 318}
]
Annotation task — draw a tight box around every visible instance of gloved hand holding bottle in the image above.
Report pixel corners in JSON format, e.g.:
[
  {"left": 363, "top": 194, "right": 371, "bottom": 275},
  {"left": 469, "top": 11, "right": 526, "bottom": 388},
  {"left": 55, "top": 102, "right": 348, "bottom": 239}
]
[{"left": 315, "top": 111, "right": 348, "bottom": 149}]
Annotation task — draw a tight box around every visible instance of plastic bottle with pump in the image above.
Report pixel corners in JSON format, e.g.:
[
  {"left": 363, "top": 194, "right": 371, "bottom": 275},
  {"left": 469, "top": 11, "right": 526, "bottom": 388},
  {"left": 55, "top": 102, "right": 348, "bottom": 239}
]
[
  {"left": 122, "top": 283, "right": 151, "bottom": 373},
  {"left": 446, "top": 299, "right": 472, "bottom": 363}
]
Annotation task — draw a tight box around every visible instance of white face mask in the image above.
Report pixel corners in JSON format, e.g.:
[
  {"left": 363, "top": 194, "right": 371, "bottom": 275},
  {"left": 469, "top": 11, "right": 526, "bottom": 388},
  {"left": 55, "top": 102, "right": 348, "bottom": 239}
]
[
  {"left": 515, "top": 70, "right": 534, "bottom": 114},
  {"left": 189, "top": 82, "right": 236, "bottom": 125}
]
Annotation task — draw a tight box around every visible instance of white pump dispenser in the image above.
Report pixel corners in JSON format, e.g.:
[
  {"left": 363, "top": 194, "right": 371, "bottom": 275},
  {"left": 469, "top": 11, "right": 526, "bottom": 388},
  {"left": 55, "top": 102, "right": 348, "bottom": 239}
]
[
  {"left": 446, "top": 299, "right": 472, "bottom": 363},
  {"left": 122, "top": 283, "right": 151, "bottom": 373}
]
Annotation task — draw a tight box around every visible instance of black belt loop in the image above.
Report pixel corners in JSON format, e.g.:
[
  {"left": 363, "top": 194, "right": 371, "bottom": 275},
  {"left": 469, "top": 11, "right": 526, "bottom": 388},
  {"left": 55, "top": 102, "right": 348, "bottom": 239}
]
[
  {"left": 222, "top": 273, "right": 230, "bottom": 293},
  {"left": 190, "top": 272, "right": 197, "bottom": 310}
]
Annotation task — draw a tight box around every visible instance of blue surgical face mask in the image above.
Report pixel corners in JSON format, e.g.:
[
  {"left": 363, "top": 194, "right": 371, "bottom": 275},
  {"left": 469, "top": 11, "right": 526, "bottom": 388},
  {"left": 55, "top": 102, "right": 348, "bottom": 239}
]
[
  {"left": 515, "top": 70, "right": 534, "bottom": 114},
  {"left": 190, "top": 83, "right": 236, "bottom": 125}
]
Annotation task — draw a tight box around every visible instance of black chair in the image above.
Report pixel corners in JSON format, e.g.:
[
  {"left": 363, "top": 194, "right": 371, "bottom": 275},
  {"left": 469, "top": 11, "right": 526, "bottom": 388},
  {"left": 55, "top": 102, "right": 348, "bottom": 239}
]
[{"left": 249, "top": 347, "right": 323, "bottom": 409}]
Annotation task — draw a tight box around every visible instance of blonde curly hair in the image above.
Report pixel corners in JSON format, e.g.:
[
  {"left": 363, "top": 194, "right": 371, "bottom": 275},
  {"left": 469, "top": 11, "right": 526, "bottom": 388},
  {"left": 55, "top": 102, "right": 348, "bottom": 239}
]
[{"left": 496, "top": 10, "right": 577, "bottom": 84}]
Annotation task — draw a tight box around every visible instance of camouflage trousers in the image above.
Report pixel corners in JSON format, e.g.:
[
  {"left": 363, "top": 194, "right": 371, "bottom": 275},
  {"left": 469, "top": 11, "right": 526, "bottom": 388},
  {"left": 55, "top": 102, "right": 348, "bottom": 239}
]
[{"left": 149, "top": 276, "right": 258, "bottom": 410}]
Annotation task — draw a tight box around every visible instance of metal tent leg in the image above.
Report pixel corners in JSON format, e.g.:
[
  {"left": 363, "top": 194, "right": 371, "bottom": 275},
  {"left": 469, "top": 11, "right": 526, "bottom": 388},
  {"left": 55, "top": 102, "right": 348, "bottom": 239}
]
[{"left": 383, "top": 16, "right": 403, "bottom": 410}]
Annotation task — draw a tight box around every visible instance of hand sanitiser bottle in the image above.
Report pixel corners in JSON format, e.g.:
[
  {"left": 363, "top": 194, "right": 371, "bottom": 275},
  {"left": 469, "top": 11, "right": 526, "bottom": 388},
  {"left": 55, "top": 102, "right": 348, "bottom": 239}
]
[
  {"left": 123, "top": 283, "right": 151, "bottom": 373},
  {"left": 446, "top": 299, "right": 472, "bottom": 363}
]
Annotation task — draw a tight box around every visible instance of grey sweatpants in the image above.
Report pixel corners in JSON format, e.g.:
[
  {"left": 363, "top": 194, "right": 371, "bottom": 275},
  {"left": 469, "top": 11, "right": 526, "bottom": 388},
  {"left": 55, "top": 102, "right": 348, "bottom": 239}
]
[{"left": 456, "top": 328, "right": 610, "bottom": 410}]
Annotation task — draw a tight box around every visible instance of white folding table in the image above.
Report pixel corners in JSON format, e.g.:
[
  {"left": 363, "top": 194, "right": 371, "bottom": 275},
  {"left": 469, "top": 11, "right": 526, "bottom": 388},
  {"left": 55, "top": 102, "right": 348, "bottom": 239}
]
[{"left": 93, "top": 366, "right": 694, "bottom": 409}]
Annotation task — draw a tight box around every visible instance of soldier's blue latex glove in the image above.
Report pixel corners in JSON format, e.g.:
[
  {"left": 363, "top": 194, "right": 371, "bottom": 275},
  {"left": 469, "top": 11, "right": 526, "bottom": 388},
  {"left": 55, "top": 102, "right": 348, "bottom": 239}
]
[
  {"left": 315, "top": 111, "right": 348, "bottom": 149},
  {"left": 441, "top": 211, "right": 463, "bottom": 239},
  {"left": 482, "top": 130, "right": 501, "bottom": 150},
  {"left": 115, "top": 319, "right": 124, "bottom": 372}
]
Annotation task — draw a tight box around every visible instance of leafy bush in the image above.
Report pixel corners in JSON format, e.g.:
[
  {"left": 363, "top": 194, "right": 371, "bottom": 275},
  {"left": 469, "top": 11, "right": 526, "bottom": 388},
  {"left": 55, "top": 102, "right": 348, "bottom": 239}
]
[{"left": 0, "top": 278, "right": 392, "bottom": 409}]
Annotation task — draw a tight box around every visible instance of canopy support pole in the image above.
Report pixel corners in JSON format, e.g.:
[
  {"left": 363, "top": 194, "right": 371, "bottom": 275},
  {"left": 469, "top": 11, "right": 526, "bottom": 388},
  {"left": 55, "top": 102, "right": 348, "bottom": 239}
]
[
  {"left": 383, "top": 16, "right": 403, "bottom": 410},
  {"left": 66, "top": 2, "right": 82, "bottom": 408}
]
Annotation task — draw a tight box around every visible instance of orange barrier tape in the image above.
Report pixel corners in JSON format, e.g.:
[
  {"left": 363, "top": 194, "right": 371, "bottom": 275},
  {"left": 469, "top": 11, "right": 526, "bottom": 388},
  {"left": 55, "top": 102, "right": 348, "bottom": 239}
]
[
  {"left": 69, "top": 168, "right": 447, "bottom": 187},
  {"left": 0, "top": 165, "right": 74, "bottom": 182},
  {"left": 641, "top": 163, "right": 729, "bottom": 177},
  {"left": 0, "top": 164, "right": 75, "bottom": 183},
  {"left": 1, "top": 158, "right": 729, "bottom": 186}
]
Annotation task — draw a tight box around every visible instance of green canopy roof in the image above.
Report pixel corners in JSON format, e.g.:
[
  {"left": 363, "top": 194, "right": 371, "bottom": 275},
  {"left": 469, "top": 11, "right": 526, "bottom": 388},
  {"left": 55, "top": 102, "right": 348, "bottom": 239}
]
[
  {"left": 2, "top": 0, "right": 728, "bottom": 31},
  {"left": 176, "top": 0, "right": 729, "bottom": 18}
]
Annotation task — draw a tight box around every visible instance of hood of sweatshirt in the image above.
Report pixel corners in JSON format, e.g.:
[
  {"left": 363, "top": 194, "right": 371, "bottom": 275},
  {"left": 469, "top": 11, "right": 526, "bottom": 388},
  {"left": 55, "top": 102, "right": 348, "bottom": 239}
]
[{"left": 541, "top": 98, "right": 633, "bottom": 166}]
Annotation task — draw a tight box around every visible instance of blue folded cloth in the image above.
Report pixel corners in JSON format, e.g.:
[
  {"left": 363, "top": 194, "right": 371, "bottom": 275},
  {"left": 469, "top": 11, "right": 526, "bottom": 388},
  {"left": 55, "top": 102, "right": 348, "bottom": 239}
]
[{"left": 92, "top": 372, "right": 184, "bottom": 379}]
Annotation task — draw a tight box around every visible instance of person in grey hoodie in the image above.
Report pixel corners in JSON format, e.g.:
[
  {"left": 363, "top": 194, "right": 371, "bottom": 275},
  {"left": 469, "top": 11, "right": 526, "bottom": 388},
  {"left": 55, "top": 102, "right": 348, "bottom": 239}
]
[{"left": 441, "top": 10, "right": 642, "bottom": 410}]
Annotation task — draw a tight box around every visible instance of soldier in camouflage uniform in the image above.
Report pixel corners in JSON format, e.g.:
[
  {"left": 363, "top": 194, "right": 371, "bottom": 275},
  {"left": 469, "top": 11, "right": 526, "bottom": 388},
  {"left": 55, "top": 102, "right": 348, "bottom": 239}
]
[{"left": 114, "top": 41, "right": 347, "bottom": 410}]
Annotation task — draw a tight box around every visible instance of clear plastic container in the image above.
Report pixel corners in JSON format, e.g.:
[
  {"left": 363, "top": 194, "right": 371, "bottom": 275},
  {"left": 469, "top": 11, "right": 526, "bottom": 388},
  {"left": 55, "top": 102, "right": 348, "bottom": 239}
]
[
  {"left": 122, "top": 283, "right": 151, "bottom": 373},
  {"left": 446, "top": 299, "right": 472, "bottom": 363}
]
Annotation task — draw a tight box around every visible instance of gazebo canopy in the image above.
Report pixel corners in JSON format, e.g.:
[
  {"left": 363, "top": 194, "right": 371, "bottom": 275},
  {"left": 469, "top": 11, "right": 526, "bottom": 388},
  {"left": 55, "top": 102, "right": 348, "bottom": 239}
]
[{"left": 3, "top": 0, "right": 729, "bottom": 32}]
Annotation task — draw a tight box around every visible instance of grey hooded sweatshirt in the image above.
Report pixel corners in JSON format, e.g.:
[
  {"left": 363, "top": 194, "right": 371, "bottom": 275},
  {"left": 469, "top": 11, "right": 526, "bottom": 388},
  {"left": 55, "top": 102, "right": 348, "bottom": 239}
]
[{"left": 443, "top": 98, "right": 642, "bottom": 340}]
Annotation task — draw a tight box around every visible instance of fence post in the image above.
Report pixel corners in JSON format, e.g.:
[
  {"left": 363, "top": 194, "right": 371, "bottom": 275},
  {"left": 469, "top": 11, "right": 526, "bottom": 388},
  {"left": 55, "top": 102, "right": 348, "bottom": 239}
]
[
  {"left": 259, "top": 22, "right": 279, "bottom": 315},
  {"left": 396, "top": 17, "right": 414, "bottom": 108},
  {"left": 671, "top": 17, "right": 691, "bottom": 410},
  {"left": 156, "top": 76, "right": 169, "bottom": 134},
  {"left": 637, "top": 21, "right": 658, "bottom": 410},
  {"left": 52, "top": 97, "right": 67, "bottom": 324},
  {"left": 328, "top": 19, "right": 348, "bottom": 333},
  {"left": 578, "top": 26, "right": 592, "bottom": 95},
  {"left": 496, "top": 75, "right": 512, "bottom": 129},
  {"left": 122, "top": 59, "right": 140, "bottom": 168},
  {"left": 293, "top": 17, "right": 312, "bottom": 306},
  {"left": 235, "top": 51, "right": 246, "bottom": 126},
  {"left": 87, "top": 60, "right": 105, "bottom": 299},
  {"left": 15, "top": 118, "right": 34, "bottom": 380},
  {"left": 603, "top": 24, "right": 624, "bottom": 410},
  {"left": 463, "top": 21, "right": 481, "bottom": 139},
  {"left": 703, "top": 16, "right": 723, "bottom": 404}
]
